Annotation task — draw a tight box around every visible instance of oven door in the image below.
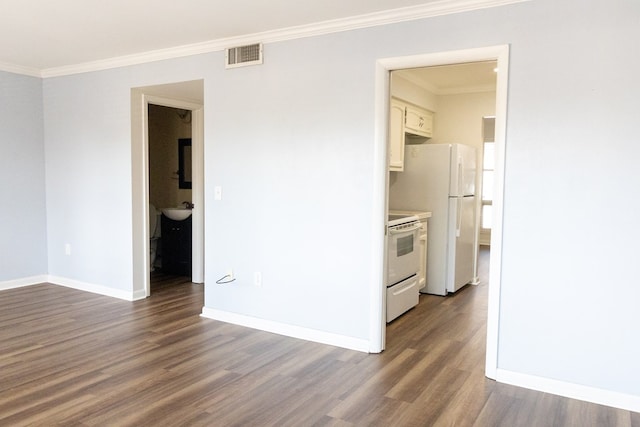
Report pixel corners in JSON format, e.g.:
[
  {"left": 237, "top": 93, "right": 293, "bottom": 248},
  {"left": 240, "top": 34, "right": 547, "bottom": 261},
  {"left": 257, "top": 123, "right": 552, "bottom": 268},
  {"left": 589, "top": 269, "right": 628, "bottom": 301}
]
[{"left": 387, "top": 221, "right": 421, "bottom": 286}]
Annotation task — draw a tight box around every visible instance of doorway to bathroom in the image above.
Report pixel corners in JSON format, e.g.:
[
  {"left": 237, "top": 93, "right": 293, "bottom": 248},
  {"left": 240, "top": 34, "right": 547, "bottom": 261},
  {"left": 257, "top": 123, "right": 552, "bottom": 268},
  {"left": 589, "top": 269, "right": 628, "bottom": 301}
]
[
  {"left": 148, "top": 104, "right": 194, "bottom": 290},
  {"left": 131, "top": 80, "right": 204, "bottom": 298}
]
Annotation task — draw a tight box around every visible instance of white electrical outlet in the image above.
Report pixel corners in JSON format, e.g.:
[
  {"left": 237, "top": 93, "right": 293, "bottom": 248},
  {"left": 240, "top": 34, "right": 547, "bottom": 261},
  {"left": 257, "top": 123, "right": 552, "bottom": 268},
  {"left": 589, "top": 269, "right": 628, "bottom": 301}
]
[
  {"left": 254, "top": 272, "right": 262, "bottom": 288},
  {"left": 214, "top": 186, "right": 222, "bottom": 200},
  {"left": 65, "top": 244, "right": 71, "bottom": 255}
]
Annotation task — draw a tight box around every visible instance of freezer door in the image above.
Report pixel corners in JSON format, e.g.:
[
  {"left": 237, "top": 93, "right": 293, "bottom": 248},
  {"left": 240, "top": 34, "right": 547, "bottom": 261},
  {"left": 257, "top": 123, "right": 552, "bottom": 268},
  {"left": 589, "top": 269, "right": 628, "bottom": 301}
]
[
  {"left": 446, "top": 196, "right": 476, "bottom": 292},
  {"left": 389, "top": 143, "right": 451, "bottom": 212},
  {"left": 449, "top": 144, "right": 476, "bottom": 197}
]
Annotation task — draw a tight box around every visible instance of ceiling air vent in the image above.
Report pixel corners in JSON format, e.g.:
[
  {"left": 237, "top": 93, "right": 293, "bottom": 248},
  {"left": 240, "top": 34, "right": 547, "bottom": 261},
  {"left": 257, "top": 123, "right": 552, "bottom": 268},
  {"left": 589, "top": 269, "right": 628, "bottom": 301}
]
[{"left": 226, "top": 43, "right": 263, "bottom": 69}]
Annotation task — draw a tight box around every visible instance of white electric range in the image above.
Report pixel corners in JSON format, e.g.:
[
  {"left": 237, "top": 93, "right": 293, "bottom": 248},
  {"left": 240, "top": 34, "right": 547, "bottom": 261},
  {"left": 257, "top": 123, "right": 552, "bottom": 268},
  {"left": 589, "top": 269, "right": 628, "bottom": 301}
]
[{"left": 386, "top": 213, "right": 420, "bottom": 322}]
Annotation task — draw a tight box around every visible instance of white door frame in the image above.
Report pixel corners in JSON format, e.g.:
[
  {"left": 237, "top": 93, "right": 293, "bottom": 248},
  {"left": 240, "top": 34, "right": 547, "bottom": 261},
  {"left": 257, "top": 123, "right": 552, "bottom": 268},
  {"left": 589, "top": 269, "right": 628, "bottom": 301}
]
[
  {"left": 371, "top": 45, "right": 510, "bottom": 380},
  {"left": 131, "top": 91, "right": 204, "bottom": 298}
]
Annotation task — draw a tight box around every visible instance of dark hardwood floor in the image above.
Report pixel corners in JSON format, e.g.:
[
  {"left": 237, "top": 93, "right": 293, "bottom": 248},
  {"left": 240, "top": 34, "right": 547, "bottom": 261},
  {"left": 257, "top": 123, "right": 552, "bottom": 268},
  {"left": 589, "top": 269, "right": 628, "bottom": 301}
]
[{"left": 1, "top": 248, "right": 638, "bottom": 426}]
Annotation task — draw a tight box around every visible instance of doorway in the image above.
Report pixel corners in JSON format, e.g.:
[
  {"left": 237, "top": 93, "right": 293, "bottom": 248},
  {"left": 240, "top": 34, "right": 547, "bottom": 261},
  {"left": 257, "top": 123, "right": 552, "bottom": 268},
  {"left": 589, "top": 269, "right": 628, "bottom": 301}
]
[
  {"left": 373, "top": 46, "right": 509, "bottom": 380},
  {"left": 148, "top": 104, "right": 194, "bottom": 289},
  {"left": 130, "top": 80, "right": 204, "bottom": 299}
]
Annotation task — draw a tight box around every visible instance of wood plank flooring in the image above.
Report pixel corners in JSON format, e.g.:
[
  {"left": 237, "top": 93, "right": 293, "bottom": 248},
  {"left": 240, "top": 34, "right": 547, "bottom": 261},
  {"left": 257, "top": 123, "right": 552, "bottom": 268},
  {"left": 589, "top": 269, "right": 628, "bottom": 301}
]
[{"left": 1, "top": 248, "right": 639, "bottom": 426}]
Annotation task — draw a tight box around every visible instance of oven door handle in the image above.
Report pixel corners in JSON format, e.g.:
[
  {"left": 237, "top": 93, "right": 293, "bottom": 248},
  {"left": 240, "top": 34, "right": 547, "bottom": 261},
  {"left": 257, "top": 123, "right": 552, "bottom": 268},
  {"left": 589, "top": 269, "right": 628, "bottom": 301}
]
[
  {"left": 388, "top": 224, "right": 421, "bottom": 234},
  {"left": 391, "top": 279, "right": 417, "bottom": 296}
]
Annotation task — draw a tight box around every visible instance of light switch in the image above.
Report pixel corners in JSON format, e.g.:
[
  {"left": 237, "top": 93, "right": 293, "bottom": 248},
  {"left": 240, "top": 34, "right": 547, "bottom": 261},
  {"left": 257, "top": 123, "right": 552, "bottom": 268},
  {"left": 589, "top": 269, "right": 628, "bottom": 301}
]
[{"left": 214, "top": 186, "right": 222, "bottom": 200}]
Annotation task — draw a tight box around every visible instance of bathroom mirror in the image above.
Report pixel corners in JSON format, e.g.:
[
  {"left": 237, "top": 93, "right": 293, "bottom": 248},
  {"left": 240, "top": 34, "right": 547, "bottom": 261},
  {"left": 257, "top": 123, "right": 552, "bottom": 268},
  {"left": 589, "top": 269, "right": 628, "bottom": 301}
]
[{"left": 178, "top": 138, "right": 192, "bottom": 189}]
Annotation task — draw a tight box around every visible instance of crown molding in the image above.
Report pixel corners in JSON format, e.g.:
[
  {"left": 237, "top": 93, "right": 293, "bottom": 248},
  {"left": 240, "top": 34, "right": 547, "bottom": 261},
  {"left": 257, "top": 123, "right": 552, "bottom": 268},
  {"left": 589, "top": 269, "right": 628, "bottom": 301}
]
[
  {"left": 395, "top": 72, "right": 441, "bottom": 95},
  {"left": 397, "top": 72, "right": 496, "bottom": 95},
  {"left": 27, "top": 0, "right": 528, "bottom": 78},
  {"left": 40, "top": 41, "right": 224, "bottom": 78},
  {"left": 0, "top": 61, "right": 41, "bottom": 78},
  {"left": 437, "top": 84, "right": 496, "bottom": 95}
]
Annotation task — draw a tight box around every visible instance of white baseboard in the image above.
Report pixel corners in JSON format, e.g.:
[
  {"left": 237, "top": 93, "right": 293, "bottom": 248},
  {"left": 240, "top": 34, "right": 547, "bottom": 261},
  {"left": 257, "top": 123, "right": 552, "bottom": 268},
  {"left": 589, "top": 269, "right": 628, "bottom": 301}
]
[
  {"left": 1, "top": 274, "right": 145, "bottom": 301},
  {"left": 496, "top": 369, "right": 640, "bottom": 413},
  {"left": 131, "top": 288, "right": 148, "bottom": 301},
  {"left": 201, "top": 307, "right": 370, "bottom": 353},
  {"left": 0, "top": 275, "right": 48, "bottom": 291},
  {"left": 48, "top": 275, "right": 137, "bottom": 301}
]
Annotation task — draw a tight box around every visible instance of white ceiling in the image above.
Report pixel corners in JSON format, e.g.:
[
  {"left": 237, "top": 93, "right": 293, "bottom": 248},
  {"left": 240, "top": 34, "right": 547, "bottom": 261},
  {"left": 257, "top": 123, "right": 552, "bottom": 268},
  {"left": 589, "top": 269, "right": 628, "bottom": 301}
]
[
  {"left": 395, "top": 61, "right": 497, "bottom": 94},
  {"left": 0, "top": 0, "right": 522, "bottom": 76},
  {"left": 0, "top": 0, "right": 436, "bottom": 72}
]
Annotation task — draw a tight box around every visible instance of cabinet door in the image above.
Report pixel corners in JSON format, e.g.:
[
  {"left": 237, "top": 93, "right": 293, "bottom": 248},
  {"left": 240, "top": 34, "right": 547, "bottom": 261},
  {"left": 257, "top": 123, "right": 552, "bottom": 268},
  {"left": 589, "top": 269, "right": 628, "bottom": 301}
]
[
  {"left": 178, "top": 218, "right": 193, "bottom": 276},
  {"left": 405, "top": 106, "right": 433, "bottom": 137},
  {"left": 389, "top": 99, "right": 406, "bottom": 171},
  {"left": 161, "top": 216, "right": 192, "bottom": 276},
  {"left": 161, "top": 217, "right": 179, "bottom": 274}
]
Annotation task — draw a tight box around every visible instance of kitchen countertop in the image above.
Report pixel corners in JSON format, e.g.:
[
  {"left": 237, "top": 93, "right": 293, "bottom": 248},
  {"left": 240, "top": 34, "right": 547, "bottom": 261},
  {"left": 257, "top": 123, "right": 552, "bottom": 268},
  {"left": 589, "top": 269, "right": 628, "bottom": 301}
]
[{"left": 389, "top": 209, "right": 432, "bottom": 220}]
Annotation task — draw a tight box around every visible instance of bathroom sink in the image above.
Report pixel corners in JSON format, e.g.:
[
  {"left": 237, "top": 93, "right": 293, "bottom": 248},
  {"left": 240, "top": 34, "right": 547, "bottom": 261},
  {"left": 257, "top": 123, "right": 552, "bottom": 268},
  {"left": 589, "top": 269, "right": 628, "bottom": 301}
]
[{"left": 162, "top": 208, "right": 192, "bottom": 221}]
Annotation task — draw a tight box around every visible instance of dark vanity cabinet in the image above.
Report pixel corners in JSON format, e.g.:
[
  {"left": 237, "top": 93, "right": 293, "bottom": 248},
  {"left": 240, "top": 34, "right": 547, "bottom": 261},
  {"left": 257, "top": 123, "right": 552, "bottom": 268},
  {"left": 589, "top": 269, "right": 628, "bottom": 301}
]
[{"left": 161, "top": 215, "right": 192, "bottom": 276}]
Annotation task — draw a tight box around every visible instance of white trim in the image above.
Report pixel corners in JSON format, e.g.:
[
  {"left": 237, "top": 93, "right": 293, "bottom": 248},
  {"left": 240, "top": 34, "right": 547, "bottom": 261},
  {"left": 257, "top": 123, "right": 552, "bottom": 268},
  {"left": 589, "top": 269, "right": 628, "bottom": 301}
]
[
  {"left": 136, "top": 93, "right": 205, "bottom": 296},
  {"left": 369, "top": 62, "right": 391, "bottom": 354},
  {"left": 143, "top": 95, "right": 203, "bottom": 115},
  {"left": 0, "top": 275, "right": 145, "bottom": 300},
  {"left": 486, "top": 46, "right": 510, "bottom": 379},
  {"left": 437, "top": 84, "right": 497, "bottom": 95},
  {"left": 398, "top": 72, "right": 496, "bottom": 95},
  {"left": 190, "top": 108, "right": 205, "bottom": 284},
  {"left": 478, "top": 234, "right": 491, "bottom": 246},
  {"left": 0, "top": 275, "right": 48, "bottom": 291},
  {"left": 497, "top": 369, "right": 640, "bottom": 413},
  {"left": 30, "top": 0, "right": 529, "bottom": 78},
  {"left": 131, "top": 89, "right": 149, "bottom": 298},
  {"left": 374, "top": 45, "right": 509, "bottom": 379},
  {"left": 48, "top": 275, "right": 143, "bottom": 301},
  {"left": 201, "top": 308, "right": 370, "bottom": 353},
  {"left": 0, "top": 61, "right": 41, "bottom": 78}
]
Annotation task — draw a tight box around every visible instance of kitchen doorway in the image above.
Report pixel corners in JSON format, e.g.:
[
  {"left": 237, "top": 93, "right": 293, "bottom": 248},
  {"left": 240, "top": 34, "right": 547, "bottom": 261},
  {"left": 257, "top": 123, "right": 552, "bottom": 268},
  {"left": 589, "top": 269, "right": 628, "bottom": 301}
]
[{"left": 373, "top": 46, "right": 509, "bottom": 380}]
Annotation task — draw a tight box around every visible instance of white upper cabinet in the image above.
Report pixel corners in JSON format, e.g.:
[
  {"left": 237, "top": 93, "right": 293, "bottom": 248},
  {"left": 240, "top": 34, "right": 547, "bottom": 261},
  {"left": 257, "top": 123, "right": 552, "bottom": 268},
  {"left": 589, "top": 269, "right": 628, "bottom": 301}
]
[
  {"left": 389, "top": 98, "right": 406, "bottom": 172},
  {"left": 404, "top": 104, "right": 433, "bottom": 138},
  {"left": 389, "top": 98, "right": 434, "bottom": 171}
]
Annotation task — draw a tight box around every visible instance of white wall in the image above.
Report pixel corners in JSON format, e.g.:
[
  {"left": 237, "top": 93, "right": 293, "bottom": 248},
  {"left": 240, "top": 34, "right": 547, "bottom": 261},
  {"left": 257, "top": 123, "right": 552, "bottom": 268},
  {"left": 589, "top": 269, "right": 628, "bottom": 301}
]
[
  {"left": 43, "top": 56, "right": 211, "bottom": 292},
  {"left": 0, "top": 71, "right": 47, "bottom": 283},
  {"left": 6, "top": 0, "right": 639, "bottom": 407},
  {"left": 432, "top": 91, "right": 497, "bottom": 189},
  {"left": 496, "top": 0, "right": 640, "bottom": 398},
  {"left": 435, "top": 91, "right": 496, "bottom": 248},
  {"left": 204, "top": 34, "right": 377, "bottom": 339},
  {"left": 434, "top": 91, "right": 496, "bottom": 149},
  {"left": 391, "top": 74, "right": 438, "bottom": 112}
]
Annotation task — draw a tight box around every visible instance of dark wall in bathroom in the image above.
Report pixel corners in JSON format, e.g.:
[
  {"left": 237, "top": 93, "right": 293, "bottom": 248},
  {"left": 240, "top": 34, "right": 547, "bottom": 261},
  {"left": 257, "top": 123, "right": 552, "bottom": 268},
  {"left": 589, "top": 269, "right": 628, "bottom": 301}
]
[{"left": 148, "top": 104, "right": 192, "bottom": 210}]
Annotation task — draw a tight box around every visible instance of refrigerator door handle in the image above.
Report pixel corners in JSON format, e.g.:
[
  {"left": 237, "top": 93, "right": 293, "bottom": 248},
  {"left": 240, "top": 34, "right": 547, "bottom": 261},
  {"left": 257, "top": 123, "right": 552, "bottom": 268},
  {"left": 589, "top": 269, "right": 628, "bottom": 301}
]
[
  {"left": 456, "top": 197, "right": 462, "bottom": 237},
  {"left": 457, "top": 155, "right": 464, "bottom": 196}
]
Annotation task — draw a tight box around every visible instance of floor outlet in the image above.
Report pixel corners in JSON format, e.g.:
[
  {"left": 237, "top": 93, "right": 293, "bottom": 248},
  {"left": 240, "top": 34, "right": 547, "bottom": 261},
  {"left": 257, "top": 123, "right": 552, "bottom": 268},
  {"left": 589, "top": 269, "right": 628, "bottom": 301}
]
[{"left": 254, "top": 272, "right": 262, "bottom": 288}]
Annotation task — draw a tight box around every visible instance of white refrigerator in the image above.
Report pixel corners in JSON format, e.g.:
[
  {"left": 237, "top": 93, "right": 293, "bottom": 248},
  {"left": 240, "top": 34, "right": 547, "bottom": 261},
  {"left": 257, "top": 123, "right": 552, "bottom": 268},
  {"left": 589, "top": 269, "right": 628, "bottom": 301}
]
[{"left": 389, "top": 143, "right": 477, "bottom": 296}]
